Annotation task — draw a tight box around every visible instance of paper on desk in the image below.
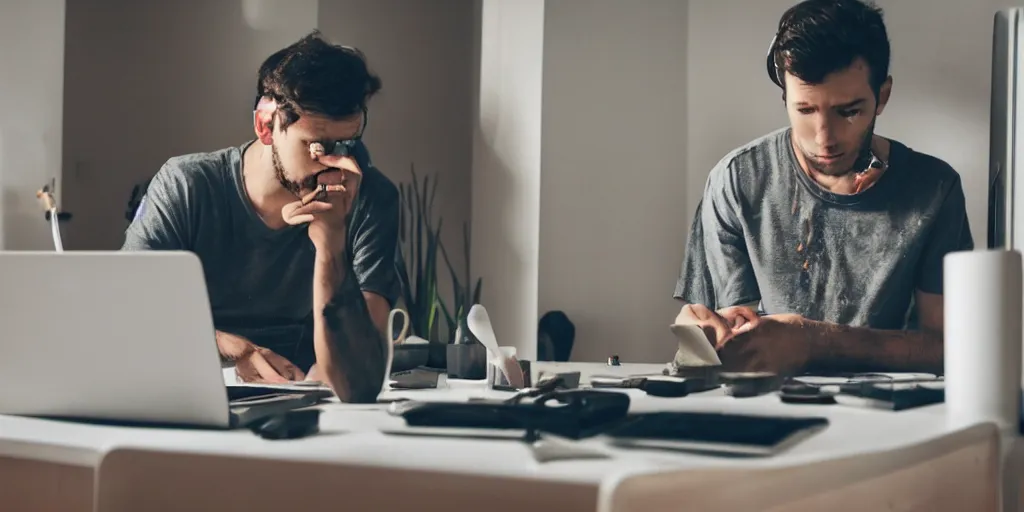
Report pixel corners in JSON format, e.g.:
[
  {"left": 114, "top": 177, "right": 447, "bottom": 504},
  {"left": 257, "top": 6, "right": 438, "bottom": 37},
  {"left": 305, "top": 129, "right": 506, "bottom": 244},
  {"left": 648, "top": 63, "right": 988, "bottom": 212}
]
[{"left": 670, "top": 323, "right": 722, "bottom": 367}]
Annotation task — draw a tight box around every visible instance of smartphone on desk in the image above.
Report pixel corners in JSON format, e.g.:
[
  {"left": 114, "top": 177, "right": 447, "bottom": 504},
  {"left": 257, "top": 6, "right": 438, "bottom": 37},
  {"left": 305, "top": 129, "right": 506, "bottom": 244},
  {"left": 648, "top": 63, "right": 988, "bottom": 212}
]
[{"left": 599, "top": 411, "right": 829, "bottom": 457}]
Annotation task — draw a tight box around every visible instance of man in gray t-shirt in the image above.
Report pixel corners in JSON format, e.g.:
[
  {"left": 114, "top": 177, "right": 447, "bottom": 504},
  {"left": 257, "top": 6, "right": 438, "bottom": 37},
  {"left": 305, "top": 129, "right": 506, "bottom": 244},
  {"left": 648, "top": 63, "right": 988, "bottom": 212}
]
[
  {"left": 123, "top": 32, "right": 397, "bottom": 402},
  {"left": 673, "top": 0, "right": 971, "bottom": 375}
]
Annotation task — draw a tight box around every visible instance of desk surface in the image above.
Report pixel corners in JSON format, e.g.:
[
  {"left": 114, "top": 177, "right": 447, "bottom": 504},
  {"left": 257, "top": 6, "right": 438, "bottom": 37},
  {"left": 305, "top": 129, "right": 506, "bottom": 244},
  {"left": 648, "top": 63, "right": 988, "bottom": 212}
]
[{"left": 0, "top": 362, "right": 972, "bottom": 487}]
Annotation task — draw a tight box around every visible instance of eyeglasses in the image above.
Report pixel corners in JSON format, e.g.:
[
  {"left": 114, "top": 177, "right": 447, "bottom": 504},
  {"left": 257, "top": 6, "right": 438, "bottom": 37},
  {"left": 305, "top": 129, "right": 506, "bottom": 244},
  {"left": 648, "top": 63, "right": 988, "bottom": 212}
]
[
  {"left": 252, "top": 95, "right": 370, "bottom": 157},
  {"left": 309, "top": 106, "right": 370, "bottom": 158}
]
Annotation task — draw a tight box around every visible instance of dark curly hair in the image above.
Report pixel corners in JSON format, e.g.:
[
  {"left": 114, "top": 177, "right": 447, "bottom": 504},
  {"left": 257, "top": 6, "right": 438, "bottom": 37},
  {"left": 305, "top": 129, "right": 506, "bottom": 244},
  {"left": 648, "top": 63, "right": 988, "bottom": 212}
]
[
  {"left": 255, "top": 30, "right": 382, "bottom": 130},
  {"left": 772, "top": 0, "right": 890, "bottom": 98}
]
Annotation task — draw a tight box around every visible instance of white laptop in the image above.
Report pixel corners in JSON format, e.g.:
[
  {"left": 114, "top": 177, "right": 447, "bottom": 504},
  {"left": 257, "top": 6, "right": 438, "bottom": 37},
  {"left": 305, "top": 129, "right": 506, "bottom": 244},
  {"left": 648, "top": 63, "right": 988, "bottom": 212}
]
[{"left": 0, "top": 251, "right": 331, "bottom": 429}]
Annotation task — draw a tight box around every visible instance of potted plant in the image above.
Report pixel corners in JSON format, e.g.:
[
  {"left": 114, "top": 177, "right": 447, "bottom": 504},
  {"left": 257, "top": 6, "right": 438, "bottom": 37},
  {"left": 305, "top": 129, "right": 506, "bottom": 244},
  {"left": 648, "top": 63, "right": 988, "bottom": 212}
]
[{"left": 396, "top": 165, "right": 483, "bottom": 369}]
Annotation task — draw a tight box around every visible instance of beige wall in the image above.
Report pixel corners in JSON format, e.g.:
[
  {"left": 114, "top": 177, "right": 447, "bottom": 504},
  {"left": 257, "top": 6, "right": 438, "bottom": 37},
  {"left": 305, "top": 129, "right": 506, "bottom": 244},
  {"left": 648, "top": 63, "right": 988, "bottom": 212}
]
[
  {"left": 539, "top": 0, "right": 688, "bottom": 363},
  {"left": 0, "top": 0, "right": 65, "bottom": 250}
]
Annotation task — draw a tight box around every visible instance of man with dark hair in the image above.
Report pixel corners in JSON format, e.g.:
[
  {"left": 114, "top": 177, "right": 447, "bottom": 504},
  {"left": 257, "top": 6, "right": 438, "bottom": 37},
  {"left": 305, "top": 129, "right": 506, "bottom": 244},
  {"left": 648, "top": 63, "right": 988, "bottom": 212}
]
[
  {"left": 673, "top": 0, "right": 972, "bottom": 375},
  {"left": 123, "top": 31, "right": 398, "bottom": 403}
]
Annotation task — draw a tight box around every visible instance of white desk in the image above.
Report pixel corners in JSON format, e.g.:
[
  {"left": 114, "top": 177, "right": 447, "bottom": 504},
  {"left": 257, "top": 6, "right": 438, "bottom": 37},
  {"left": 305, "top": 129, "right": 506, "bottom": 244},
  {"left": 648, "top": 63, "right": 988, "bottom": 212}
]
[{"left": 0, "top": 363, "right": 1004, "bottom": 511}]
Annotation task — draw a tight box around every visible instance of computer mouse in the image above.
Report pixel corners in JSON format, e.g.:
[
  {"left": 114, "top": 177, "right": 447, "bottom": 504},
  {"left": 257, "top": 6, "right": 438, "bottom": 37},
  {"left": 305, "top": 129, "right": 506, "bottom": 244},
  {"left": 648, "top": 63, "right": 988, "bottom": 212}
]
[{"left": 252, "top": 409, "right": 321, "bottom": 440}]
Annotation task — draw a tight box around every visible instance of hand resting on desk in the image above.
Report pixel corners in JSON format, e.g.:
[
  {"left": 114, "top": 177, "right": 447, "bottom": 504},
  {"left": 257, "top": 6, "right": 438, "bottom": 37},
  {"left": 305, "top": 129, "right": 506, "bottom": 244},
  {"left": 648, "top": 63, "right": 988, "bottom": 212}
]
[{"left": 217, "top": 330, "right": 306, "bottom": 383}]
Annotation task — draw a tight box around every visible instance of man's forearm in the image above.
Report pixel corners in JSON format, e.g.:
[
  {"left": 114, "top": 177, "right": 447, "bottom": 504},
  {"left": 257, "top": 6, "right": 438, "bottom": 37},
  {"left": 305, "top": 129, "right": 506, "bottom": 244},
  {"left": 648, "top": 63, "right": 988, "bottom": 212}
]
[
  {"left": 312, "top": 250, "right": 387, "bottom": 403},
  {"left": 803, "top": 320, "right": 943, "bottom": 374}
]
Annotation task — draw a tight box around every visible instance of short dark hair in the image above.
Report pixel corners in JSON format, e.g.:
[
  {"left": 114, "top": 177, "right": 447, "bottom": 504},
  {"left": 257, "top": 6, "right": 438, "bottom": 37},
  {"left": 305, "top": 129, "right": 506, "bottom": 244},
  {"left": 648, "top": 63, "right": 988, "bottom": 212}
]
[
  {"left": 772, "top": 0, "right": 890, "bottom": 97},
  {"left": 256, "top": 30, "right": 382, "bottom": 130}
]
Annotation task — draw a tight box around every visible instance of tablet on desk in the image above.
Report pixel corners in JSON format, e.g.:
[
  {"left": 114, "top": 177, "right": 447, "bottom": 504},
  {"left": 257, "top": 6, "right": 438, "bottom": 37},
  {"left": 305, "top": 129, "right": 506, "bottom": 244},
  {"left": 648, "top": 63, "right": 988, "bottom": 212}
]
[{"left": 599, "top": 412, "right": 829, "bottom": 457}]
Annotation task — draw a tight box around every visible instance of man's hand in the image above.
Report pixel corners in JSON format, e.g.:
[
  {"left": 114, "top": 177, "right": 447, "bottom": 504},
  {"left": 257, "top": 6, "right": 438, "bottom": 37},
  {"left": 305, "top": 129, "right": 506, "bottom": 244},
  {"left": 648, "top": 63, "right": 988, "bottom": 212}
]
[
  {"left": 216, "top": 331, "right": 305, "bottom": 383},
  {"left": 236, "top": 346, "right": 306, "bottom": 383},
  {"left": 281, "top": 155, "right": 363, "bottom": 256},
  {"left": 675, "top": 303, "right": 760, "bottom": 346},
  {"left": 715, "top": 313, "right": 810, "bottom": 374}
]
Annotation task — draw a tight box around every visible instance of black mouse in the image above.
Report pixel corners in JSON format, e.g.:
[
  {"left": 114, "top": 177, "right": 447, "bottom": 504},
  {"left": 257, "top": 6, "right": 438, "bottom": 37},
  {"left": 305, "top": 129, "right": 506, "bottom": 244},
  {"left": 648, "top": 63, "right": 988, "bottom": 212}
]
[{"left": 252, "top": 409, "right": 321, "bottom": 440}]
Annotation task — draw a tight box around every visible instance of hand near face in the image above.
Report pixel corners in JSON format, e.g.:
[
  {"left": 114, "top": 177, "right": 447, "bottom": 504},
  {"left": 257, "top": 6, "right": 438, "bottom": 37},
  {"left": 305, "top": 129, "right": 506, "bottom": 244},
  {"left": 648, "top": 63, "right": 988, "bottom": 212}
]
[
  {"left": 280, "top": 154, "right": 363, "bottom": 255},
  {"left": 715, "top": 313, "right": 811, "bottom": 374}
]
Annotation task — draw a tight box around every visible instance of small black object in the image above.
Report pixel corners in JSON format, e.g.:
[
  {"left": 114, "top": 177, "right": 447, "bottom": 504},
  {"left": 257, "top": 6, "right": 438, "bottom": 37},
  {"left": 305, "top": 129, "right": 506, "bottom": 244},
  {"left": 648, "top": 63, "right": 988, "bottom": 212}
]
[
  {"left": 44, "top": 211, "right": 72, "bottom": 222},
  {"left": 591, "top": 375, "right": 715, "bottom": 398},
  {"left": 640, "top": 378, "right": 693, "bottom": 398},
  {"left": 250, "top": 409, "right": 321, "bottom": 440},
  {"left": 835, "top": 380, "right": 944, "bottom": 411},
  {"left": 779, "top": 382, "right": 837, "bottom": 405},
  {"left": 608, "top": 355, "right": 620, "bottom": 366},
  {"left": 535, "top": 371, "right": 581, "bottom": 391},
  {"left": 602, "top": 411, "right": 829, "bottom": 457},
  {"left": 392, "top": 389, "right": 631, "bottom": 440},
  {"left": 538, "top": 310, "right": 575, "bottom": 361},
  {"left": 720, "top": 372, "right": 781, "bottom": 398}
]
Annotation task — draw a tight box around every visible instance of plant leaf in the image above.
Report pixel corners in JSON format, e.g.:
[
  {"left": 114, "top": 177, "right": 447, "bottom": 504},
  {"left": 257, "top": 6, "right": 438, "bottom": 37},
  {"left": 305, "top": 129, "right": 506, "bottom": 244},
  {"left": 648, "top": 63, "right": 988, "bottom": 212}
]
[
  {"left": 398, "top": 183, "right": 406, "bottom": 245},
  {"left": 412, "top": 167, "right": 424, "bottom": 330},
  {"left": 438, "top": 295, "right": 455, "bottom": 342},
  {"left": 438, "top": 237, "right": 463, "bottom": 315},
  {"left": 396, "top": 251, "right": 414, "bottom": 312},
  {"left": 428, "top": 173, "right": 439, "bottom": 225},
  {"left": 425, "top": 217, "right": 441, "bottom": 340},
  {"left": 463, "top": 221, "right": 471, "bottom": 300},
  {"left": 473, "top": 277, "right": 483, "bottom": 305}
]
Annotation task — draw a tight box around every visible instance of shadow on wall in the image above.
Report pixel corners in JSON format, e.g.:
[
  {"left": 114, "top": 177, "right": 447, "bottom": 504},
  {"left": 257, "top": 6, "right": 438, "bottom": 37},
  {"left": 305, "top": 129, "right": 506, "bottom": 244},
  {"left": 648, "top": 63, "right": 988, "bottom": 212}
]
[{"left": 473, "top": 119, "right": 533, "bottom": 357}]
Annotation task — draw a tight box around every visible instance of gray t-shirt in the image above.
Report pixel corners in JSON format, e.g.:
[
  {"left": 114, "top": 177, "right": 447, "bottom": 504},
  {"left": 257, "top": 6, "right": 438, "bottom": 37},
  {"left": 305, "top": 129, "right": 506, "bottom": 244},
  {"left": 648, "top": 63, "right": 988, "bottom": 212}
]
[
  {"left": 122, "top": 140, "right": 400, "bottom": 369},
  {"left": 675, "top": 127, "right": 973, "bottom": 330}
]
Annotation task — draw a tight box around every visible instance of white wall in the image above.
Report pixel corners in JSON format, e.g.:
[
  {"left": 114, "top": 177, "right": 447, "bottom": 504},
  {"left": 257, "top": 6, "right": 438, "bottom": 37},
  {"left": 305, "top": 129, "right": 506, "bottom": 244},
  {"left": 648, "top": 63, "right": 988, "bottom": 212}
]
[
  {"left": 686, "top": 0, "right": 1019, "bottom": 250},
  {"left": 472, "top": 0, "right": 545, "bottom": 360},
  {"left": 0, "top": 1, "right": 65, "bottom": 250},
  {"left": 539, "top": 0, "right": 688, "bottom": 363}
]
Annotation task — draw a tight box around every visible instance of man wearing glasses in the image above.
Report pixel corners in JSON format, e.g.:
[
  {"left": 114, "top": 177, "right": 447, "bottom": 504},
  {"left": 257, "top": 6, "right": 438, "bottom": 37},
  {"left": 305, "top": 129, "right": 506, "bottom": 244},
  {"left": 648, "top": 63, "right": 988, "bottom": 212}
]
[{"left": 123, "top": 31, "right": 399, "bottom": 403}]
